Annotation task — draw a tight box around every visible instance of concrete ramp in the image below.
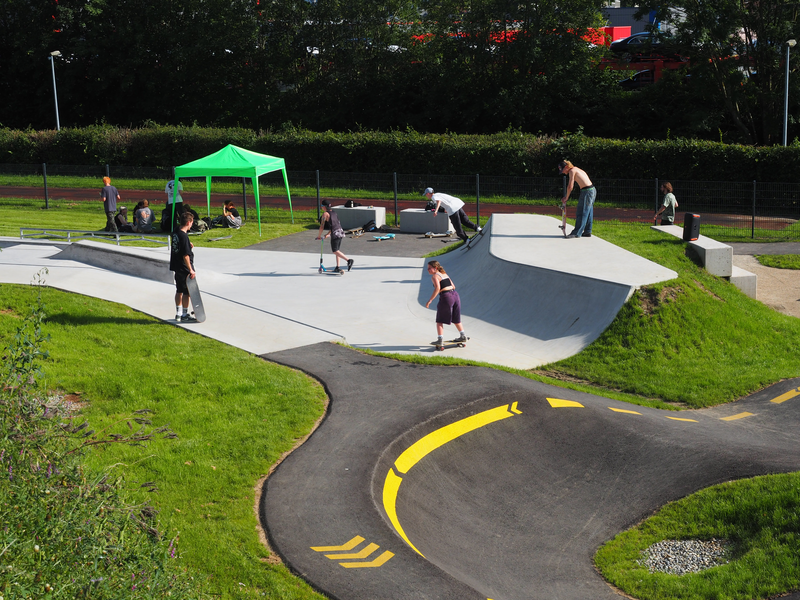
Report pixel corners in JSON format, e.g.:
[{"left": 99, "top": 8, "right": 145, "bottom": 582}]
[{"left": 425, "top": 214, "right": 677, "bottom": 365}]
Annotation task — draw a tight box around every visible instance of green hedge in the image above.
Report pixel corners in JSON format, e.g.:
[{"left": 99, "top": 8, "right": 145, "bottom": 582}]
[{"left": 2, "top": 125, "right": 799, "bottom": 182}]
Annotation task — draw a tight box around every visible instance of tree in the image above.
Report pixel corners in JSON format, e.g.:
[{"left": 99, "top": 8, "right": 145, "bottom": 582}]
[{"left": 651, "top": 0, "right": 800, "bottom": 144}]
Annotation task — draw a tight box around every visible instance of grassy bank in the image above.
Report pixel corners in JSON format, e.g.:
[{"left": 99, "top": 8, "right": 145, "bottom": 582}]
[
  {"left": 595, "top": 473, "right": 800, "bottom": 600},
  {"left": 0, "top": 284, "right": 328, "bottom": 600}
]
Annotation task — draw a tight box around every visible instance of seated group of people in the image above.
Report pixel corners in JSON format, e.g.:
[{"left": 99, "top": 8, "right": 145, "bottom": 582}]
[
  {"left": 113, "top": 200, "right": 243, "bottom": 234},
  {"left": 113, "top": 200, "right": 155, "bottom": 233},
  {"left": 159, "top": 200, "right": 242, "bottom": 234}
]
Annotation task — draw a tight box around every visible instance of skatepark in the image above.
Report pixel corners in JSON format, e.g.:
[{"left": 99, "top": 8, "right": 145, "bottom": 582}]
[{"left": 1, "top": 212, "right": 800, "bottom": 600}]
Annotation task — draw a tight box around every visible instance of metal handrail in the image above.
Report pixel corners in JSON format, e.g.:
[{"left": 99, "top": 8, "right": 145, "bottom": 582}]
[{"left": 19, "top": 228, "right": 170, "bottom": 246}]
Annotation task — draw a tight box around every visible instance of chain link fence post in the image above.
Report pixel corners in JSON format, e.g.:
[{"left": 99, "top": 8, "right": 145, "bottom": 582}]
[
  {"left": 316, "top": 170, "right": 321, "bottom": 221},
  {"left": 43, "top": 163, "right": 49, "bottom": 209},
  {"left": 476, "top": 173, "right": 480, "bottom": 227},
  {"left": 393, "top": 172, "right": 398, "bottom": 226}
]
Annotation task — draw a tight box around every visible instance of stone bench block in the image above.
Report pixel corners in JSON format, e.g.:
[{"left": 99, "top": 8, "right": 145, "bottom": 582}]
[
  {"left": 331, "top": 206, "right": 386, "bottom": 230},
  {"left": 400, "top": 208, "right": 450, "bottom": 234},
  {"left": 730, "top": 266, "right": 757, "bottom": 299}
]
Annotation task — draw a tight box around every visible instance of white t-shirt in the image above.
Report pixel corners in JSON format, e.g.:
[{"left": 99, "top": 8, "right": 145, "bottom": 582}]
[
  {"left": 165, "top": 180, "right": 183, "bottom": 204},
  {"left": 432, "top": 192, "right": 464, "bottom": 216}
]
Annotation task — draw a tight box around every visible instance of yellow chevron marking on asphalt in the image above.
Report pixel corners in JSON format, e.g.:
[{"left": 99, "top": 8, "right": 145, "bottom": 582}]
[
  {"left": 325, "top": 542, "right": 379, "bottom": 559},
  {"left": 720, "top": 412, "right": 755, "bottom": 421},
  {"left": 340, "top": 550, "right": 395, "bottom": 568},
  {"left": 311, "top": 536, "right": 395, "bottom": 568},
  {"left": 310, "top": 536, "right": 364, "bottom": 552},
  {"left": 666, "top": 416, "right": 698, "bottom": 422},
  {"left": 609, "top": 407, "right": 642, "bottom": 415},
  {"left": 771, "top": 388, "right": 800, "bottom": 404},
  {"left": 383, "top": 403, "right": 522, "bottom": 556},
  {"left": 547, "top": 398, "right": 583, "bottom": 408}
]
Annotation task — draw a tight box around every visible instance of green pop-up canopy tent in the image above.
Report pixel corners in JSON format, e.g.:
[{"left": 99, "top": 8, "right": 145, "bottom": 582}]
[{"left": 173, "top": 144, "right": 293, "bottom": 236}]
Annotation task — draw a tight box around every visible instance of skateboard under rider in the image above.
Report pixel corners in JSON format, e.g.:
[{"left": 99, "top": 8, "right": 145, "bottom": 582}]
[{"left": 431, "top": 336, "right": 470, "bottom": 351}]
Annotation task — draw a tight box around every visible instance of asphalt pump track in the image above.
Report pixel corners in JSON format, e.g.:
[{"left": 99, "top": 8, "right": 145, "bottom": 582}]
[{"left": 263, "top": 343, "right": 800, "bottom": 600}]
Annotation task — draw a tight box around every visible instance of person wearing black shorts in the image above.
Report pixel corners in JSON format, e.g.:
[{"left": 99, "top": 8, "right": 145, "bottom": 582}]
[
  {"left": 169, "top": 211, "right": 197, "bottom": 322},
  {"left": 316, "top": 200, "right": 354, "bottom": 273}
]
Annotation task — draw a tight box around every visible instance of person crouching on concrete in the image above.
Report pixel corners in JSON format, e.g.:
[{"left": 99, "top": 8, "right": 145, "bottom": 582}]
[
  {"left": 425, "top": 260, "right": 467, "bottom": 350},
  {"left": 423, "top": 187, "right": 481, "bottom": 242}
]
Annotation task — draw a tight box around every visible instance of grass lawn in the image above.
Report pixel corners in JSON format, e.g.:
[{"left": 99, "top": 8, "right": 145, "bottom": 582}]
[
  {"left": 595, "top": 473, "right": 800, "bottom": 600},
  {"left": 0, "top": 284, "right": 328, "bottom": 600},
  {"left": 0, "top": 197, "right": 318, "bottom": 249},
  {"left": 756, "top": 254, "right": 800, "bottom": 269}
]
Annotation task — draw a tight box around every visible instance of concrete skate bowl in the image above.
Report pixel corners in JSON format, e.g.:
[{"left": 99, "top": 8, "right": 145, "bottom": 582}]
[
  {"left": 374, "top": 390, "right": 800, "bottom": 600},
  {"left": 415, "top": 214, "right": 655, "bottom": 365}
]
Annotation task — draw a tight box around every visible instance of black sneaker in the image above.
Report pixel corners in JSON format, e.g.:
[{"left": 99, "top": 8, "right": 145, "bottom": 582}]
[
  {"left": 333, "top": 266, "right": 342, "bottom": 273},
  {"left": 182, "top": 313, "right": 198, "bottom": 323},
  {"left": 582, "top": 233, "right": 592, "bottom": 238},
  {"left": 347, "top": 259, "right": 354, "bottom": 272}
]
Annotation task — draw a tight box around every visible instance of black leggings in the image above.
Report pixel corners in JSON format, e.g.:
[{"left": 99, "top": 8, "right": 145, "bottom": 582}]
[{"left": 449, "top": 209, "right": 478, "bottom": 241}]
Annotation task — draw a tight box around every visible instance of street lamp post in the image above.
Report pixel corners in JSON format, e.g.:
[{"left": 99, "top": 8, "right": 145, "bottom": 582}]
[
  {"left": 48, "top": 50, "right": 61, "bottom": 131},
  {"left": 784, "top": 39, "right": 796, "bottom": 146}
]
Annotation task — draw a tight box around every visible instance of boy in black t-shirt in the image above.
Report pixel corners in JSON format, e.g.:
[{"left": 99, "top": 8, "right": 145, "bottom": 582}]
[{"left": 169, "top": 212, "right": 197, "bottom": 322}]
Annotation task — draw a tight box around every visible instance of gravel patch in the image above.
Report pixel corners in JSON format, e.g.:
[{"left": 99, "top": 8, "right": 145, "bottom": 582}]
[{"left": 639, "top": 539, "right": 731, "bottom": 575}]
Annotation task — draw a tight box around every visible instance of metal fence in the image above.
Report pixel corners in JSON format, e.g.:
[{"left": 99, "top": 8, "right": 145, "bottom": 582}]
[{"left": 2, "top": 163, "right": 799, "bottom": 240}]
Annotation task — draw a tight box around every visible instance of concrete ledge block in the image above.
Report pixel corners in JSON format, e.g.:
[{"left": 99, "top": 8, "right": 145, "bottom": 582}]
[
  {"left": 331, "top": 206, "right": 386, "bottom": 230},
  {"left": 689, "top": 238, "right": 732, "bottom": 277},
  {"left": 729, "top": 265, "right": 757, "bottom": 298},
  {"left": 400, "top": 208, "right": 450, "bottom": 234},
  {"left": 57, "top": 241, "right": 173, "bottom": 284}
]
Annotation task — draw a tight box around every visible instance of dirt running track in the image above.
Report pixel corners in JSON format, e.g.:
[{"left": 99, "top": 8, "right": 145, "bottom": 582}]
[{"left": 0, "top": 185, "right": 667, "bottom": 224}]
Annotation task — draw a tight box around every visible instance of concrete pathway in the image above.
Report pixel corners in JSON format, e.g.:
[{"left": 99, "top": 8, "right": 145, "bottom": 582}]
[{"left": 0, "top": 214, "right": 676, "bottom": 370}]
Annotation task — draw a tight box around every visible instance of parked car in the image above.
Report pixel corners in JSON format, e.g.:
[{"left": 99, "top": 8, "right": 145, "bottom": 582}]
[
  {"left": 618, "top": 69, "right": 655, "bottom": 90},
  {"left": 610, "top": 31, "right": 680, "bottom": 61}
]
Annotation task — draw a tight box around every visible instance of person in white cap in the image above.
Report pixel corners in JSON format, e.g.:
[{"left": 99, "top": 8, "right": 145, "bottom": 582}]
[{"left": 423, "top": 187, "right": 481, "bottom": 242}]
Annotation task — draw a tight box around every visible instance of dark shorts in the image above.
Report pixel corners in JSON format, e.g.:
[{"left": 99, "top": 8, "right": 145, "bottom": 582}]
[
  {"left": 174, "top": 270, "right": 190, "bottom": 294},
  {"left": 331, "top": 236, "right": 343, "bottom": 253},
  {"left": 435, "top": 290, "right": 462, "bottom": 325}
]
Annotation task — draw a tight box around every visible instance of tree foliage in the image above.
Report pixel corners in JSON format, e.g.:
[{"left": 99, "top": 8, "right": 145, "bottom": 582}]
[
  {"left": 0, "top": 0, "right": 797, "bottom": 143},
  {"left": 651, "top": 0, "right": 800, "bottom": 144}
]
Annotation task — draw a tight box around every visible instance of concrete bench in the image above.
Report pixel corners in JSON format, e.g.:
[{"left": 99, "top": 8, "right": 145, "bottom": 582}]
[
  {"left": 730, "top": 265, "right": 757, "bottom": 299},
  {"left": 331, "top": 205, "right": 386, "bottom": 230},
  {"left": 651, "top": 224, "right": 756, "bottom": 298},
  {"left": 399, "top": 208, "right": 450, "bottom": 234},
  {"left": 651, "top": 225, "right": 731, "bottom": 277}
]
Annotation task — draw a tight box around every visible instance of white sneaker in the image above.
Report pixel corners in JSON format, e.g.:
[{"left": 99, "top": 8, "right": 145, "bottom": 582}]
[{"left": 477, "top": 227, "right": 482, "bottom": 232}]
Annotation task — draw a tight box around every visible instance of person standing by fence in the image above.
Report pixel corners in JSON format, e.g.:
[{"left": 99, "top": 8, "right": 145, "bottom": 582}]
[
  {"left": 654, "top": 182, "right": 678, "bottom": 225},
  {"left": 99, "top": 176, "right": 120, "bottom": 232}
]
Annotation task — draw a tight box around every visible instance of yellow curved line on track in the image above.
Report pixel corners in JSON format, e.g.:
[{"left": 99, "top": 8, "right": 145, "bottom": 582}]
[{"left": 382, "top": 403, "right": 521, "bottom": 556}]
